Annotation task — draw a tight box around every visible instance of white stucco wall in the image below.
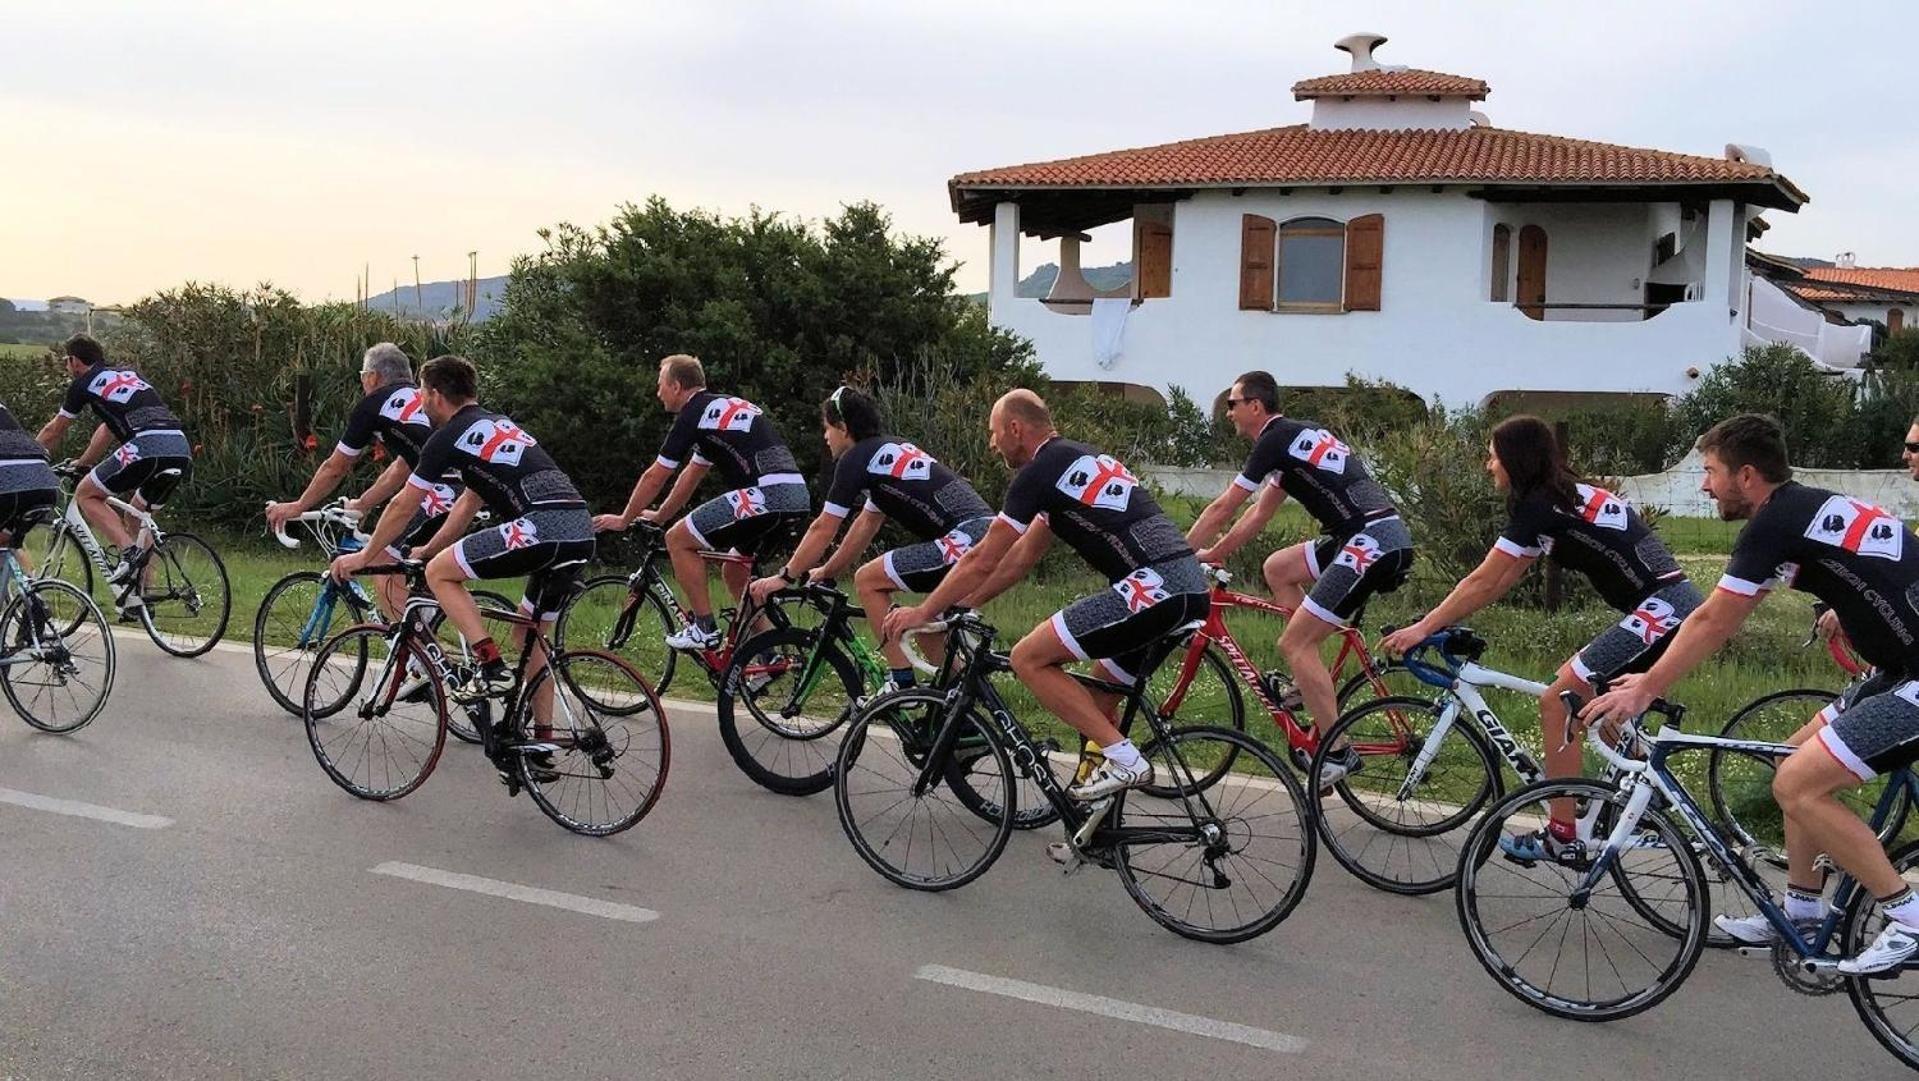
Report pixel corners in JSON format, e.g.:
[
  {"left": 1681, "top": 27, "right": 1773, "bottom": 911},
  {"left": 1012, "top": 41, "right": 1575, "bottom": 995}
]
[
  {"left": 988, "top": 192, "right": 1747, "bottom": 405},
  {"left": 1825, "top": 301, "right": 1916, "bottom": 328},
  {"left": 1484, "top": 203, "right": 1659, "bottom": 322},
  {"left": 1310, "top": 98, "right": 1472, "bottom": 130}
]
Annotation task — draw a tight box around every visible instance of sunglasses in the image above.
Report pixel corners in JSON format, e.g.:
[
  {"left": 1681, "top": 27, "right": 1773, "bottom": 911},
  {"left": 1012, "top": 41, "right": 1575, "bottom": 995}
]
[
  {"left": 1223, "top": 397, "right": 1254, "bottom": 410},
  {"left": 1905, "top": 441, "right": 1919, "bottom": 454}
]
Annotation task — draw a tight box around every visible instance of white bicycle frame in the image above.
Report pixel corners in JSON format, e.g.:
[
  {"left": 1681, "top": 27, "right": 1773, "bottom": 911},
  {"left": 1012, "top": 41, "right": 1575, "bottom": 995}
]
[
  {"left": 1397, "top": 661, "right": 1550, "bottom": 803},
  {"left": 45, "top": 488, "right": 165, "bottom": 590}
]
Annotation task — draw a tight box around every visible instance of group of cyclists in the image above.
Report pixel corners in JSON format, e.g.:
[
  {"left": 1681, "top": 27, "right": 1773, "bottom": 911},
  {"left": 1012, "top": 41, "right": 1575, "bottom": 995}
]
[{"left": 14, "top": 330, "right": 1919, "bottom": 982}]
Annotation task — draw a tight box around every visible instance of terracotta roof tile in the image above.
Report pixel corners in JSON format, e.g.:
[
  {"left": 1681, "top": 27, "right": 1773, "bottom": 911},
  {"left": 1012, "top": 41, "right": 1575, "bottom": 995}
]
[
  {"left": 1292, "top": 68, "right": 1489, "bottom": 100},
  {"left": 1803, "top": 267, "right": 1919, "bottom": 295},
  {"left": 950, "top": 125, "right": 1805, "bottom": 206}
]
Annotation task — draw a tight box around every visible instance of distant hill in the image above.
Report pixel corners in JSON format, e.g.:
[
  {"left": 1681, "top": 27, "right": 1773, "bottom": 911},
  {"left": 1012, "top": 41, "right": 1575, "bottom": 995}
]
[
  {"left": 964, "top": 261, "right": 1134, "bottom": 306},
  {"left": 1779, "top": 256, "right": 1836, "bottom": 270},
  {"left": 363, "top": 276, "right": 510, "bottom": 321}
]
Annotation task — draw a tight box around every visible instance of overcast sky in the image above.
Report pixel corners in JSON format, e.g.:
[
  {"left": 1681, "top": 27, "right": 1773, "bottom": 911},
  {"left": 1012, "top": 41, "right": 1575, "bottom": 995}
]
[{"left": 3, "top": 0, "right": 1911, "bottom": 304}]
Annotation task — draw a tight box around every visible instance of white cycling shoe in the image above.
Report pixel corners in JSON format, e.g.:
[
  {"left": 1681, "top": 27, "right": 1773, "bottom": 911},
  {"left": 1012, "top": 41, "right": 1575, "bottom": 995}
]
[
  {"left": 1839, "top": 922, "right": 1919, "bottom": 976},
  {"left": 665, "top": 623, "right": 720, "bottom": 651},
  {"left": 1068, "top": 759, "right": 1154, "bottom": 801}
]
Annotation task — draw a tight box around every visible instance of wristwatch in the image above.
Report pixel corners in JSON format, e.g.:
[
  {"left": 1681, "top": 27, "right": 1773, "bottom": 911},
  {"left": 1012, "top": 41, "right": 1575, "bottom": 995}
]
[{"left": 779, "top": 566, "right": 800, "bottom": 585}]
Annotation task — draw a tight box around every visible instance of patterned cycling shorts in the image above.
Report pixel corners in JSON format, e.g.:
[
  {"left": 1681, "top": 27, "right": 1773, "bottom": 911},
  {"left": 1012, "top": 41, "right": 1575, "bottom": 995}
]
[
  {"left": 89, "top": 431, "right": 192, "bottom": 505},
  {"left": 881, "top": 516, "right": 992, "bottom": 594},
  {"left": 1817, "top": 669, "right": 1919, "bottom": 781},
  {"left": 1051, "top": 556, "right": 1211, "bottom": 686},
  {"left": 1569, "top": 579, "right": 1703, "bottom": 686},
  {"left": 451, "top": 506, "right": 595, "bottom": 620},
  {"left": 684, "top": 481, "right": 809, "bottom": 557},
  {"left": 1301, "top": 515, "right": 1414, "bottom": 626}
]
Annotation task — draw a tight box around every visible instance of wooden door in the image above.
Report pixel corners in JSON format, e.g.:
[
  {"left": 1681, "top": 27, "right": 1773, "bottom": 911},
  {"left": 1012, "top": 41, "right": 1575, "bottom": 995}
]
[
  {"left": 1137, "top": 222, "right": 1173, "bottom": 299},
  {"left": 1891, "top": 307, "right": 1905, "bottom": 334},
  {"left": 1516, "top": 225, "right": 1547, "bottom": 320}
]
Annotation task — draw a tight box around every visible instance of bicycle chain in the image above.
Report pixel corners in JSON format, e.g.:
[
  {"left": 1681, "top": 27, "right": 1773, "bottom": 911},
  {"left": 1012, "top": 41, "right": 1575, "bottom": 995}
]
[{"left": 1771, "top": 940, "right": 1844, "bottom": 996}]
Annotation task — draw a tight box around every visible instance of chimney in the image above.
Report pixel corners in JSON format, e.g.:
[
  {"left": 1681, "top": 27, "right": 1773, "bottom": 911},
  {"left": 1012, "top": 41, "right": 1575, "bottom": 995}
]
[
  {"left": 1836, "top": 252, "right": 1857, "bottom": 269},
  {"left": 1334, "top": 32, "right": 1389, "bottom": 73}
]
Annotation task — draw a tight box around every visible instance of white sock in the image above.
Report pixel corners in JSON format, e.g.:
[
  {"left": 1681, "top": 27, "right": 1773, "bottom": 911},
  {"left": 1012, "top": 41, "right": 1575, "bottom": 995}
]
[
  {"left": 1100, "top": 738, "right": 1144, "bottom": 772},
  {"left": 1784, "top": 886, "right": 1824, "bottom": 923},
  {"left": 1881, "top": 888, "right": 1919, "bottom": 931}
]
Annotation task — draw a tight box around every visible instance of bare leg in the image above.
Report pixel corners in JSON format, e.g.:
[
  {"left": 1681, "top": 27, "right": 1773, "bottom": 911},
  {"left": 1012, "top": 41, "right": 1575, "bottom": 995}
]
[
  {"left": 75, "top": 477, "right": 132, "bottom": 551},
  {"left": 424, "top": 549, "right": 487, "bottom": 648},
  {"left": 1278, "top": 610, "right": 1340, "bottom": 731},
  {"left": 1011, "top": 622, "right": 1124, "bottom": 746},
  {"left": 665, "top": 521, "right": 711, "bottom": 619},
  {"left": 855, "top": 559, "right": 912, "bottom": 669},
  {"left": 1262, "top": 542, "right": 1313, "bottom": 612},
  {"left": 1775, "top": 746, "right": 1908, "bottom": 898},
  {"left": 1541, "top": 665, "right": 1589, "bottom": 823}
]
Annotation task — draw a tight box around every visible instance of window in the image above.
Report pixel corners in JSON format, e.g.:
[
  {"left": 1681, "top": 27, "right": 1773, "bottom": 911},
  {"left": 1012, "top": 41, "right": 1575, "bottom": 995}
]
[
  {"left": 1277, "top": 218, "right": 1345, "bottom": 309},
  {"left": 1490, "top": 224, "right": 1512, "bottom": 303}
]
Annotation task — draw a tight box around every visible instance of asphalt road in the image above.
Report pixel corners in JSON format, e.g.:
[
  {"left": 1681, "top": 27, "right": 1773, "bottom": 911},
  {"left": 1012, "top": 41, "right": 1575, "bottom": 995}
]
[{"left": 0, "top": 640, "right": 1895, "bottom": 1080}]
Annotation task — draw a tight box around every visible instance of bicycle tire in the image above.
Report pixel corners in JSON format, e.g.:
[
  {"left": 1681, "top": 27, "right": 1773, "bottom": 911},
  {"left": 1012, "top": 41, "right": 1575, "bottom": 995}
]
[
  {"left": 835, "top": 689, "right": 1015, "bottom": 891},
  {"left": 35, "top": 525, "right": 96, "bottom": 636},
  {"left": 253, "top": 571, "right": 371, "bottom": 717},
  {"left": 137, "top": 531, "right": 231, "bottom": 657},
  {"left": 442, "top": 589, "right": 521, "bottom": 742},
  {"left": 1336, "top": 661, "right": 1440, "bottom": 711},
  {"left": 554, "top": 573, "right": 679, "bottom": 701},
  {"left": 1141, "top": 643, "right": 1245, "bottom": 793},
  {"left": 1844, "top": 838, "right": 1919, "bottom": 1072},
  {"left": 716, "top": 624, "right": 862, "bottom": 796},
  {"left": 0, "top": 579, "right": 116, "bottom": 734},
  {"left": 1456, "top": 778, "right": 1707, "bottom": 1022},
  {"left": 514, "top": 649, "right": 670, "bottom": 836},
  {"left": 1112, "top": 725, "right": 1315, "bottom": 943},
  {"left": 303, "top": 625, "right": 446, "bottom": 801},
  {"left": 1310, "top": 695, "right": 1503, "bottom": 896}
]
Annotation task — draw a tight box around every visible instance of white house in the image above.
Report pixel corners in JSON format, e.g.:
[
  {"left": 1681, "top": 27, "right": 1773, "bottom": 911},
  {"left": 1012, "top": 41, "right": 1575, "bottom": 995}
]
[
  {"left": 950, "top": 33, "right": 1819, "bottom": 407},
  {"left": 1782, "top": 259, "right": 1919, "bottom": 334},
  {"left": 45, "top": 296, "right": 88, "bottom": 315}
]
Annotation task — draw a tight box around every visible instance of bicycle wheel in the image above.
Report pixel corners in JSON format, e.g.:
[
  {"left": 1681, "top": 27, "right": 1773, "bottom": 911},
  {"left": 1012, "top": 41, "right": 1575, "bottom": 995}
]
[
  {"left": 1336, "top": 661, "right": 1439, "bottom": 711},
  {"left": 513, "top": 649, "right": 669, "bottom": 836},
  {"left": 942, "top": 728, "right": 1065, "bottom": 831},
  {"left": 1456, "top": 778, "right": 1707, "bottom": 1022},
  {"left": 1844, "top": 839, "right": 1919, "bottom": 1072},
  {"left": 1111, "top": 725, "right": 1315, "bottom": 943},
  {"left": 1310, "top": 695, "right": 1504, "bottom": 895},
  {"left": 440, "top": 589, "right": 520, "bottom": 743},
  {"left": 835, "top": 690, "right": 1015, "bottom": 891},
  {"left": 303, "top": 625, "right": 446, "bottom": 801},
  {"left": 136, "top": 531, "right": 231, "bottom": 657},
  {"left": 37, "top": 524, "right": 97, "bottom": 625},
  {"left": 0, "top": 579, "right": 116, "bottom": 734},
  {"left": 1142, "top": 643, "right": 1245, "bottom": 792},
  {"left": 716, "top": 624, "right": 861, "bottom": 796},
  {"left": 1709, "top": 689, "right": 1906, "bottom": 863},
  {"left": 554, "top": 574, "right": 678, "bottom": 699},
  {"left": 253, "top": 571, "right": 370, "bottom": 717}
]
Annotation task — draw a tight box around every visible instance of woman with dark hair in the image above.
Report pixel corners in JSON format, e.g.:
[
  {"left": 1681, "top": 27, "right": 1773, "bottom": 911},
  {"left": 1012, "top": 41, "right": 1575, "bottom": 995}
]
[
  {"left": 1381, "top": 414, "right": 1701, "bottom": 860},
  {"left": 748, "top": 386, "right": 994, "bottom": 691}
]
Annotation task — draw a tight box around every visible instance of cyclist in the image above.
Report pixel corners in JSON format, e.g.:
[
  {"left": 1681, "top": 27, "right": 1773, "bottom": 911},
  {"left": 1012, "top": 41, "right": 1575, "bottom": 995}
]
[
  {"left": 1186, "top": 370, "right": 1413, "bottom": 783},
  {"left": 1381, "top": 415, "right": 1701, "bottom": 857},
  {"left": 745, "top": 386, "right": 992, "bottom": 692},
  {"left": 1586, "top": 413, "right": 1919, "bottom": 975},
  {"left": 266, "top": 343, "right": 460, "bottom": 619},
  {"left": 34, "top": 333, "right": 192, "bottom": 602},
  {"left": 882, "top": 389, "right": 1208, "bottom": 799},
  {"left": 330, "top": 355, "right": 593, "bottom": 703},
  {"left": 0, "top": 401, "right": 60, "bottom": 566},
  {"left": 594, "top": 354, "right": 809, "bottom": 651}
]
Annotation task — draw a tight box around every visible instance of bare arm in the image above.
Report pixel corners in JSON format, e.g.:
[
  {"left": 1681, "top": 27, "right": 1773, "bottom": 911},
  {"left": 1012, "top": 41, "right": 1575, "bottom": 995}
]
[
  {"left": 1186, "top": 482, "right": 1251, "bottom": 551},
  {"left": 611, "top": 462, "right": 675, "bottom": 527},
  {"left": 35, "top": 414, "right": 73, "bottom": 452},
  {"left": 816, "top": 508, "right": 886, "bottom": 579},
  {"left": 651, "top": 461, "right": 708, "bottom": 521},
  {"left": 1202, "top": 481, "right": 1287, "bottom": 563},
  {"left": 413, "top": 489, "right": 483, "bottom": 561},
  {"left": 1401, "top": 548, "right": 1532, "bottom": 638},
  {"left": 963, "top": 520, "right": 1053, "bottom": 607},
  {"left": 779, "top": 512, "right": 844, "bottom": 578},
  {"left": 1583, "top": 587, "right": 1764, "bottom": 724},
  {"left": 290, "top": 450, "right": 356, "bottom": 510},
  {"left": 349, "top": 458, "right": 411, "bottom": 514},
  {"left": 881, "top": 519, "right": 1025, "bottom": 641},
  {"left": 333, "top": 485, "right": 426, "bottom": 579},
  {"left": 75, "top": 424, "right": 115, "bottom": 469}
]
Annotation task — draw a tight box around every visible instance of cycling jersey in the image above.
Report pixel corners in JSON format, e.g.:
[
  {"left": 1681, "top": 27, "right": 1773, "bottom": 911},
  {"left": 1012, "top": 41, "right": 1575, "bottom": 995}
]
[
  {"left": 999, "top": 437, "right": 1190, "bottom": 582},
  {"left": 335, "top": 382, "right": 446, "bottom": 475},
  {"left": 1496, "top": 484, "right": 1687, "bottom": 612},
  {"left": 57, "top": 363, "right": 183, "bottom": 443},
  {"left": 655, "top": 390, "right": 800, "bottom": 489},
  {"left": 0, "top": 404, "right": 56, "bottom": 500},
  {"left": 1236, "top": 416, "right": 1396, "bottom": 536},
  {"left": 409, "top": 404, "right": 584, "bottom": 520},
  {"left": 1720, "top": 481, "right": 1919, "bottom": 672},
  {"left": 822, "top": 435, "right": 991, "bottom": 539}
]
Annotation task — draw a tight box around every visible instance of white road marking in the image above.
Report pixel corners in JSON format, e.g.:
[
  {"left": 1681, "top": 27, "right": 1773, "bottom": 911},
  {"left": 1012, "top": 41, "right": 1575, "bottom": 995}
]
[
  {"left": 913, "top": 964, "right": 1306, "bottom": 1054},
  {"left": 0, "top": 786, "right": 173, "bottom": 829},
  {"left": 370, "top": 862, "right": 659, "bottom": 923}
]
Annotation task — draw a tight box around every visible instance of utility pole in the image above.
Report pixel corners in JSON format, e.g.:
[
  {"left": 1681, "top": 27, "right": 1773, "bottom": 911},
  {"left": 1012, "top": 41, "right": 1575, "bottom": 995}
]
[
  {"left": 468, "top": 251, "right": 478, "bottom": 313},
  {"left": 412, "top": 255, "right": 422, "bottom": 311}
]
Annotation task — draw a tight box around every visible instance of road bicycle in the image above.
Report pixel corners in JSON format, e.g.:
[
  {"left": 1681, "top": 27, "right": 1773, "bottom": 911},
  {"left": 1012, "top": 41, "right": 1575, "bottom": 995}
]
[
  {"left": 37, "top": 462, "right": 230, "bottom": 657},
  {"left": 0, "top": 533, "right": 116, "bottom": 734},
  {"left": 1455, "top": 690, "right": 1919, "bottom": 1072},
  {"left": 301, "top": 560, "right": 668, "bottom": 836},
  {"left": 256, "top": 500, "right": 512, "bottom": 743},
  {"left": 833, "top": 609, "right": 1314, "bottom": 943}
]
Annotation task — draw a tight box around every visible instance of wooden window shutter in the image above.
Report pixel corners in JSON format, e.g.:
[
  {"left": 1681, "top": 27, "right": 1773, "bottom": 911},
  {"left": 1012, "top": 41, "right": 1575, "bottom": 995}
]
[
  {"left": 1239, "top": 214, "right": 1276, "bottom": 310},
  {"left": 1891, "top": 308, "right": 1906, "bottom": 334},
  {"left": 1137, "top": 221, "right": 1174, "bottom": 299},
  {"left": 1343, "top": 213, "right": 1384, "bottom": 311}
]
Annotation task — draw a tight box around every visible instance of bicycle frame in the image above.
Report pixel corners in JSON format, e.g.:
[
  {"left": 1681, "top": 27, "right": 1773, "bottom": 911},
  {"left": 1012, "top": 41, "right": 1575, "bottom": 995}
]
[
  {"left": 611, "top": 528, "right": 787, "bottom": 679},
  {"left": 1395, "top": 660, "right": 1552, "bottom": 796},
  {"left": 44, "top": 484, "right": 166, "bottom": 580}
]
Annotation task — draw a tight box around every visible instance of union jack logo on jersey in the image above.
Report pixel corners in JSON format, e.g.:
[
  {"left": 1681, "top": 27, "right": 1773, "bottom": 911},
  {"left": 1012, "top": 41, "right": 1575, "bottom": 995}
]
[
  {"left": 1287, "top": 428, "right": 1349, "bottom": 474},
  {"left": 868, "top": 442, "right": 933, "bottom": 482},
  {"left": 1334, "top": 532, "right": 1382, "bottom": 574},
  {"left": 89, "top": 369, "right": 150, "bottom": 405},
  {"left": 1804, "top": 494, "right": 1905, "bottom": 561},
  {"left": 727, "top": 487, "right": 767, "bottom": 519},
  {"left": 1113, "top": 567, "right": 1171, "bottom": 613},
  {"left": 1056, "top": 454, "right": 1137, "bottom": 512},
  {"left": 499, "top": 517, "right": 539, "bottom": 550},
  {"left": 1574, "top": 483, "right": 1630, "bottom": 532},
  {"left": 935, "top": 527, "right": 973, "bottom": 565},
  {"left": 417, "top": 482, "right": 456, "bottom": 518},
  {"left": 379, "top": 388, "right": 429, "bottom": 428},
  {"left": 112, "top": 441, "right": 141, "bottom": 467},
  {"left": 1620, "top": 596, "right": 1680, "bottom": 645},
  {"left": 698, "top": 397, "right": 760, "bottom": 433},
  {"left": 457, "top": 417, "right": 535, "bottom": 467}
]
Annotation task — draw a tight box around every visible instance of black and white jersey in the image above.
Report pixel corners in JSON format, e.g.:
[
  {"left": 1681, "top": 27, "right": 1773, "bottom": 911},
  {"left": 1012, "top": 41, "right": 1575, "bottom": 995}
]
[
  {"left": 655, "top": 390, "right": 800, "bottom": 489},
  {"left": 335, "top": 382, "right": 452, "bottom": 478},
  {"left": 409, "top": 404, "right": 583, "bottom": 520},
  {"left": 822, "top": 436, "right": 991, "bottom": 539},
  {"left": 1496, "top": 484, "right": 1686, "bottom": 612},
  {"left": 57, "top": 363, "right": 183, "bottom": 442},
  {"left": 1720, "top": 481, "right": 1919, "bottom": 672},
  {"left": 999, "top": 437, "right": 1191, "bottom": 582},
  {"left": 1236, "top": 416, "right": 1396, "bottom": 536}
]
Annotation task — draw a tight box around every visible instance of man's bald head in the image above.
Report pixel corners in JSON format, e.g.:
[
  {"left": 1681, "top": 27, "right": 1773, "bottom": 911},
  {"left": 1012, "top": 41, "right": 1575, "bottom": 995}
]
[{"left": 989, "top": 388, "right": 1057, "bottom": 468}]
